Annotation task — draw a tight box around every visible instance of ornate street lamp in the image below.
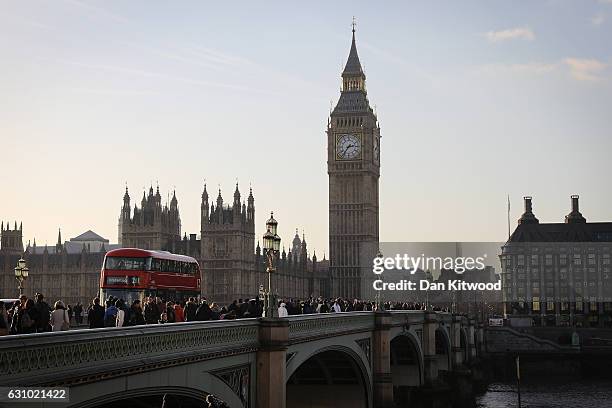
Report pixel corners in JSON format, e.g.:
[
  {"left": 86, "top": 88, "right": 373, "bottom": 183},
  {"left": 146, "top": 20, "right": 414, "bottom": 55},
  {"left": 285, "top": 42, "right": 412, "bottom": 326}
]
[
  {"left": 262, "top": 212, "right": 281, "bottom": 318},
  {"left": 14, "top": 258, "right": 29, "bottom": 296},
  {"left": 375, "top": 249, "right": 384, "bottom": 312}
]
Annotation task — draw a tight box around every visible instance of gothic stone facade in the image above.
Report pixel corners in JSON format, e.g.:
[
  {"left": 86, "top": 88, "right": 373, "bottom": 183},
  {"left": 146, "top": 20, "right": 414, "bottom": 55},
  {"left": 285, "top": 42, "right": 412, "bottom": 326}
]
[
  {"left": 118, "top": 183, "right": 330, "bottom": 306},
  {"left": 328, "top": 29, "right": 381, "bottom": 300},
  {"left": 118, "top": 185, "right": 181, "bottom": 251},
  {"left": 0, "top": 224, "right": 106, "bottom": 307}
]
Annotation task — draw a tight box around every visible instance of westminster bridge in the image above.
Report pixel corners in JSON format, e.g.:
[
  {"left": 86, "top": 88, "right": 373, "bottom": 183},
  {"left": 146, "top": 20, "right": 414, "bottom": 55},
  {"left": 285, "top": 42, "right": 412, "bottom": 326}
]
[{"left": 0, "top": 311, "right": 484, "bottom": 408}]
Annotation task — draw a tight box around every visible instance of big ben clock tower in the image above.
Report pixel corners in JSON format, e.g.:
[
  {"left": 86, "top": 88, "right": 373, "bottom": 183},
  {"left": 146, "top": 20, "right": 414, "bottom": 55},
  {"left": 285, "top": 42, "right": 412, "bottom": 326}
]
[{"left": 328, "top": 24, "right": 380, "bottom": 299}]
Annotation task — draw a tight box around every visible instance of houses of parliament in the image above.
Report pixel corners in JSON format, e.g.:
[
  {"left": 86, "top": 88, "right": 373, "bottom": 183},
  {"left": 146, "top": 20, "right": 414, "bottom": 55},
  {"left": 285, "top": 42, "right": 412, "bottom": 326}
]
[{"left": 0, "top": 27, "right": 380, "bottom": 306}]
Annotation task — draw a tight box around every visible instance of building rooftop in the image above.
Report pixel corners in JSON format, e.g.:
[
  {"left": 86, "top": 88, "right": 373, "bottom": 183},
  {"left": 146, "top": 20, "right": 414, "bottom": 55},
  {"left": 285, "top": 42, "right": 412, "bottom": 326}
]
[
  {"left": 508, "top": 196, "right": 612, "bottom": 243},
  {"left": 70, "top": 230, "right": 109, "bottom": 242}
]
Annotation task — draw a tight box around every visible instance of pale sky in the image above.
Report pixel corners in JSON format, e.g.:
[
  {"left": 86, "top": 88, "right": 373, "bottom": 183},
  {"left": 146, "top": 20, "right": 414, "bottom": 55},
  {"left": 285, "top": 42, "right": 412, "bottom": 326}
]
[{"left": 1, "top": 0, "right": 611, "bottom": 255}]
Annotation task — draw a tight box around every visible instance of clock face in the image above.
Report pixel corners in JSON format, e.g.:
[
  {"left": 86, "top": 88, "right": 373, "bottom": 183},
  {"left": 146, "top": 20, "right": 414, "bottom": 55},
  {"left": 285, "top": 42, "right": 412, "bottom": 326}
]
[{"left": 335, "top": 134, "right": 362, "bottom": 160}]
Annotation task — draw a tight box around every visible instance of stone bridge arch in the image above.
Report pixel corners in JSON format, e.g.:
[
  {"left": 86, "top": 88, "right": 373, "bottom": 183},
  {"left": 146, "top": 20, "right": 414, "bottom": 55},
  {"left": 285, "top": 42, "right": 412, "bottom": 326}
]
[
  {"left": 286, "top": 345, "right": 372, "bottom": 408},
  {"left": 72, "top": 387, "right": 207, "bottom": 408},
  {"left": 436, "top": 325, "right": 452, "bottom": 372},
  {"left": 390, "top": 331, "right": 423, "bottom": 405},
  {"left": 67, "top": 365, "right": 247, "bottom": 408}
]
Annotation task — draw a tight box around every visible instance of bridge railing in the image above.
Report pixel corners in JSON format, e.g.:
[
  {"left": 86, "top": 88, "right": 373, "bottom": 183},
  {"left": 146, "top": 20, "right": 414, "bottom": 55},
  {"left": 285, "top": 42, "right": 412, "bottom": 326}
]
[
  {"left": 389, "top": 310, "right": 426, "bottom": 327},
  {"left": 0, "top": 319, "right": 260, "bottom": 386},
  {"left": 0, "top": 311, "right": 463, "bottom": 386},
  {"left": 286, "top": 312, "right": 375, "bottom": 343}
]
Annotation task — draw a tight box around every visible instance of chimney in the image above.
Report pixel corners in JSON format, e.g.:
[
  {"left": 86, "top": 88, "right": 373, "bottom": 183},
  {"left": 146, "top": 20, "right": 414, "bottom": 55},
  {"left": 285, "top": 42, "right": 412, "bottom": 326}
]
[
  {"left": 571, "top": 195, "right": 579, "bottom": 212},
  {"left": 525, "top": 196, "right": 533, "bottom": 213},
  {"left": 565, "top": 194, "right": 586, "bottom": 224},
  {"left": 518, "top": 196, "right": 539, "bottom": 225}
]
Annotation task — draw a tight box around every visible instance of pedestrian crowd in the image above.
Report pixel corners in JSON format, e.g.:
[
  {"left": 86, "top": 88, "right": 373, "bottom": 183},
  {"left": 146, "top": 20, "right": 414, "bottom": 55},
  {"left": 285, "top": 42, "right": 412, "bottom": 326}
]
[
  {"left": 0, "top": 293, "right": 88, "bottom": 335},
  {"left": 0, "top": 293, "right": 449, "bottom": 335}
]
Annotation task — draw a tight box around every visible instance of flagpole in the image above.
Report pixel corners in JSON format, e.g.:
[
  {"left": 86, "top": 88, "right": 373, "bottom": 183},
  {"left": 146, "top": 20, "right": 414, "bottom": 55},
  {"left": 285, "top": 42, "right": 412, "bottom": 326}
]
[{"left": 507, "top": 194, "right": 511, "bottom": 240}]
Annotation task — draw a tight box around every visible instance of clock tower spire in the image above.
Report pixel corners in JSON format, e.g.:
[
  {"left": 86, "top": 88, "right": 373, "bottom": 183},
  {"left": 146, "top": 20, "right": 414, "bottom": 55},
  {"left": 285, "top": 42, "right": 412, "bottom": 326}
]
[{"left": 327, "top": 22, "right": 380, "bottom": 300}]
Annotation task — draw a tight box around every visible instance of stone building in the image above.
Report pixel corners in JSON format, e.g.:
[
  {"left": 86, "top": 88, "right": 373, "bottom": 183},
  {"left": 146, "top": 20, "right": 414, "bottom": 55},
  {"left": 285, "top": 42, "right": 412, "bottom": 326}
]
[
  {"left": 0, "top": 226, "right": 118, "bottom": 306},
  {"left": 118, "top": 185, "right": 181, "bottom": 251},
  {"left": 200, "top": 184, "right": 255, "bottom": 304},
  {"left": 501, "top": 195, "right": 612, "bottom": 327},
  {"left": 116, "top": 183, "right": 330, "bottom": 305},
  {"left": 327, "top": 26, "right": 381, "bottom": 300}
]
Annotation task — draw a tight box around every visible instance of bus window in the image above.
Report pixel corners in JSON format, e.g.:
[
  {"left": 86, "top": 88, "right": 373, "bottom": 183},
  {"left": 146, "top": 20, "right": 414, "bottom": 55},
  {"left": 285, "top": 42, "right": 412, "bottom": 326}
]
[{"left": 105, "top": 257, "right": 147, "bottom": 270}]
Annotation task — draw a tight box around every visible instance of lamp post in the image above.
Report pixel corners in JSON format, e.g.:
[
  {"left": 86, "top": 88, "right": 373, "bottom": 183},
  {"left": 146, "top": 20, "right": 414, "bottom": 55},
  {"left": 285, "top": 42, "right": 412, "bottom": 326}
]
[
  {"left": 14, "top": 258, "right": 29, "bottom": 297},
  {"left": 375, "top": 249, "right": 384, "bottom": 311},
  {"left": 262, "top": 212, "right": 281, "bottom": 318}
]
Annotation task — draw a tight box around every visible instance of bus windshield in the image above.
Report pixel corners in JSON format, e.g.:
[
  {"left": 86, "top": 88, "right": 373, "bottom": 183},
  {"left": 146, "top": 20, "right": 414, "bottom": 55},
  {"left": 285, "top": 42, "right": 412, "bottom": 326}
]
[{"left": 105, "top": 257, "right": 150, "bottom": 271}]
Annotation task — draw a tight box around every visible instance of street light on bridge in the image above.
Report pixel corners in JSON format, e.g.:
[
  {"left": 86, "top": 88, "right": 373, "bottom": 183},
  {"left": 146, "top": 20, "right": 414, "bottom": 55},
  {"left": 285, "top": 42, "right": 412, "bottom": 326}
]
[
  {"left": 14, "top": 258, "right": 29, "bottom": 296},
  {"left": 375, "top": 249, "right": 384, "bottom": 311},
  {"left": 262, "top": 212, "right": 281, "bottom": 318}
]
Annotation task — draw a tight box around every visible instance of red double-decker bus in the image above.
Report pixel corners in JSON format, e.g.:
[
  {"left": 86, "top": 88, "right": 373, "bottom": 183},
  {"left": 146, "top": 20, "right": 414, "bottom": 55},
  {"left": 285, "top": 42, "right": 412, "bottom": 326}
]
[{"left": 100, "top": 248, "right": 201, "bottom": 304}]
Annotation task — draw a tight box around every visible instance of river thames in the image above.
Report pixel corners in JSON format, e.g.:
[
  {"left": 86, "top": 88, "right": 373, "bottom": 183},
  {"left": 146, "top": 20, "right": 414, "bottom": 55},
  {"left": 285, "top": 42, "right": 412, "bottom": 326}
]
[{"left": 476, "top": 380, "right": 612, "bottom": 408}]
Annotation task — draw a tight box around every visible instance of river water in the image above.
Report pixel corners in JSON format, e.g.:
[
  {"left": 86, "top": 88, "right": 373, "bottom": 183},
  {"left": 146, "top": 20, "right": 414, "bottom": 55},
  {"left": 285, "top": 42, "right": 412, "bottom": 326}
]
[{"left": 476, "top": 380, "right": 612, "bottom": 408}]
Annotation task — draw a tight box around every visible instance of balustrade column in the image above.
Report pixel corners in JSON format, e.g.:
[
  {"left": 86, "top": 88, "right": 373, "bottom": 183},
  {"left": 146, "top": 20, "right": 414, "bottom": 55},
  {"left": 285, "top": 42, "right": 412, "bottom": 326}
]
[
  {"left": 423, "top": 311, "right": 438, "bottom": 384},
  {"left": 257, "top": 318, "right": 289, "bottom": 408},
  {"left": 372, "top": 311, "right": 393, "bottom": 408}
]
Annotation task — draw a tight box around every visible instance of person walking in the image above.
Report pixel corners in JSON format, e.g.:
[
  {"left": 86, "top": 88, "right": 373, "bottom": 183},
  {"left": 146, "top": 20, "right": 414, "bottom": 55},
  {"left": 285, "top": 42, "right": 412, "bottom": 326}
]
[
  {"left": 195, "top": 301, "right": 212, "bottom": 321},
  {"left": 115, "top": 300, "right": 126, "bottom": 327},
  {"left": 278, "top": 302, "right": 289, "bottom": 317},
  {"left": 104, "top": 300, "right": 118, "bottom": 327},
  {"left": 66, "top": 304, "right": 73, "bottom": 327},
  {"left": 144, "top": 297, "right": 159, "bottom": 324},
  {"left": 0, "top": 302, "right": 9, "bottom": 336},
  {"left": 129, "top": 299, "right": 145, "bottom": 326},
  {"left": 332, "top": 299, "right": 342, "bottom": 313},
  {"left": 49, "top": 301, "right": 70, "bottom": 331},
  {"left": 166, "top": 301, "right": 176, "bottom": 323},
  {"left": 87, "top": 298, "right": 105, "bottom": 329},
  {"left": 19, "top": 299, "right": 38, "bottom": 334},
  {"left": 34, "top": 293, "right": 51, "bottom": 332},
  {"left": 174, "top": 302, "right": 184, "bottom": 323},
  {"left": 184, "top": 298, "right": 197, "bottom": 322},
  {"left": 73, "top": 302, "right": 83, "bottom": 325}
]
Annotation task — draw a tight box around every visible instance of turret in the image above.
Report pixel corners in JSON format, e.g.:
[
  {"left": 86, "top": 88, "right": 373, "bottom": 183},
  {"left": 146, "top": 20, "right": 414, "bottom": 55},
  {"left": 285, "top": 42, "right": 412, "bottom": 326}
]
[
  {"left": 121, "top": 186, "right": 131, "bottom": 221},
  {"left": 56, "top": 228, "right": 63, "bottom": 253},
  {"left": 202, "top": 183, "right": 209, "bottom": 215},
  {"left": 247, "top": 187, "right": 255, "bottom": 224},
  {"left": 518, "top": 196, "right": 539, "bottom": 225},
  {"left": 233, "top": 183, "right": 242, "bottom": 222},
  {"left": 565, "top": 195, "right": 586, "bottom": 224},
  {"left": 234, "top": 183, "right": 241, "bottom": 206},
  {"left": 216, "top": 189, "right": 223, "bottom": 224},
  {"left": 170, "top": 190, "right": 178, "bottom": 211},
  {"left": 0, "top": 221, "right": 23, "bottom": 254},
  {"left": 300, "top": 232, "right": 308, "bottom": 266}
]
